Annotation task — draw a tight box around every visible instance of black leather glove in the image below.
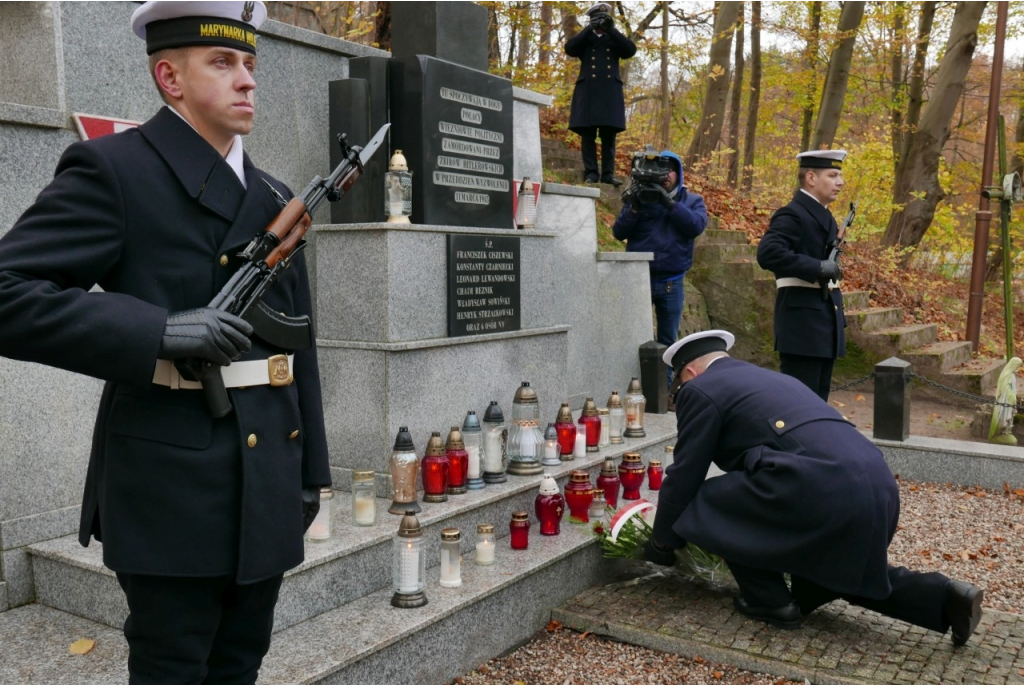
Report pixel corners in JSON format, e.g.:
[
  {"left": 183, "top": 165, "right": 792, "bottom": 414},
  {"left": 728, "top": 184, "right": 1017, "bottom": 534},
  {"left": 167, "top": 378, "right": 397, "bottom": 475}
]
[
  {"left": 302, "top": 488, "right": 321, "bottom": 533},
  {"left": 657, "top": 185, "right": 677, "bottom": 210},
  {"left": 819, "top": 259, "right": 843, "bottom": 281},
  {"left": 158, "top": 308, "right": 253, "bottom": 365},
  {"left": 643, "top": 538, "right": 677, "bottom": 567}
]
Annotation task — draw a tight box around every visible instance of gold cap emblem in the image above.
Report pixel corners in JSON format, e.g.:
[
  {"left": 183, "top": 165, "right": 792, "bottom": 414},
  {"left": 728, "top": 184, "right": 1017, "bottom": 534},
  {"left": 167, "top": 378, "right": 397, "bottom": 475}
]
[{"left": 242, "top": 2, "right": 255, "bottom": 23}]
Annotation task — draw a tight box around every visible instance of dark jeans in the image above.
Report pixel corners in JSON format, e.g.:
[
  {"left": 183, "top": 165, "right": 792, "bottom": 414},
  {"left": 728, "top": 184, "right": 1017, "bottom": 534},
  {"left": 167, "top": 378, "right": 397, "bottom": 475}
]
[
  {"left": 652, "top": 276, "right": 684, "bottom": 388},
  {"left": 779, "top": 352, "right": 835, "bottom": 401},
  {"left": 577, "top": 126, "right": 617, "bottom": 180},
  {"left": 117, "top": 572, "right": 284, "bottom": 685}
]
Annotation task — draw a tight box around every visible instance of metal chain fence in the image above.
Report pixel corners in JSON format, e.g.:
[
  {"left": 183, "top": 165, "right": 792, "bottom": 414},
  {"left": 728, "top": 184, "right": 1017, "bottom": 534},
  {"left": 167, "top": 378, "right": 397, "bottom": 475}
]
[{"left": 830, "top": 371, "right": 1024, "bottom": 412}]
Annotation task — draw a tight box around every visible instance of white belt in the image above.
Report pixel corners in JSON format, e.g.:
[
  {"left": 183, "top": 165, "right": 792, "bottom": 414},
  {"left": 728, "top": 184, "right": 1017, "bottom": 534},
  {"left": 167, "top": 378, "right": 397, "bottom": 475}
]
[
  {"left": 153, "top": 355, "right": 294, "bottom": 390},
  {"left": 776, "top": 277, "right": 838, "bottom": 290}
]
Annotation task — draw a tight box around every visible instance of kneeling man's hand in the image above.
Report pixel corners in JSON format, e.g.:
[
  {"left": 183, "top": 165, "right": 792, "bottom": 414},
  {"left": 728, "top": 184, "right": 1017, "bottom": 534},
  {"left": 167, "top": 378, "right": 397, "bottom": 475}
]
[
  {"left": 643, "top": 538, "right": 677, "bottom": 567},
  {"left": 302, "top": 488, "right": 321, "bottom": 532}
]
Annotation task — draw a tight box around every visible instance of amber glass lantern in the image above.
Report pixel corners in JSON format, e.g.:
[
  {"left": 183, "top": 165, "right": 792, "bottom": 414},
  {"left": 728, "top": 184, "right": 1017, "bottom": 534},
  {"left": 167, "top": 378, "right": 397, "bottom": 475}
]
[
  {"left": 391, "top": 511, "right": 427, "bottom": 608},
  {"left": 624, "top": 378, "right": 647, "bottom": 438},
  {"left": 507, "top": 382, "right": 544, "bottom": 476},
  {"left": 385, "top": 149, "right": 413, "bottom": 224},
  {"left": 421, "top": 432, "right": 449, "bottom": 503},
  {"left": 445, "top": 426, "right": 469, "bottom": 496},
  {"left": 388, "top": 426, "right": 420, "bottom": 515},
  {"left": 619, "top": 452, "right": 646, "bottom": 500},
  {"left": 482, "top": 401, "right": 508, "bottom": 484},
  {"left": 564, "top": 470, "right": 595, "bottom": 523},
  {"left": 596, "top": 457, "right": 621, "bottom": 508},
  {"left": 578, "top": 398, "right": 601, "bottom": 453}
]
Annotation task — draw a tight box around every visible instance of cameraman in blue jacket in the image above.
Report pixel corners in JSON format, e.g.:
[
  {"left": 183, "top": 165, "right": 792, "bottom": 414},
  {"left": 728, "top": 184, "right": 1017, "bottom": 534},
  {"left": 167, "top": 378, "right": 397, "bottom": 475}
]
[{"left": 613, "top": 150, "right": 708, "bottom": 391}]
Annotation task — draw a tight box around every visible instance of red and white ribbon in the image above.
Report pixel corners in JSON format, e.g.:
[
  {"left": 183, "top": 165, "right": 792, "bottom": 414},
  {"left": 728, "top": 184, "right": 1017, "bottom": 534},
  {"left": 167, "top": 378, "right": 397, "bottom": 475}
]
[{"left": 608, "top": 499, "right": 656, "bottom": 543}]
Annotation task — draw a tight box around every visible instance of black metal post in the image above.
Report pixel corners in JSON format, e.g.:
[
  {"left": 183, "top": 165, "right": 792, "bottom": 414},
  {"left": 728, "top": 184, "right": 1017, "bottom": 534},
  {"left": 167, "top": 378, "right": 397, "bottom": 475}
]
[
  {"left": 873, "top": 357, "right": 912, "bottom": 442},
  {"left": 639, "top": 340, "right": 668, "bottom": 414}
]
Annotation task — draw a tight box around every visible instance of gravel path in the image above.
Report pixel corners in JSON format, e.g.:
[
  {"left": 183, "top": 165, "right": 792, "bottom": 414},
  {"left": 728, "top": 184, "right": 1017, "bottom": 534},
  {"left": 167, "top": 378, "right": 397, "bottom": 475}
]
[{"left": 454, "top": 478, "right": 1024, "bottom": 684}]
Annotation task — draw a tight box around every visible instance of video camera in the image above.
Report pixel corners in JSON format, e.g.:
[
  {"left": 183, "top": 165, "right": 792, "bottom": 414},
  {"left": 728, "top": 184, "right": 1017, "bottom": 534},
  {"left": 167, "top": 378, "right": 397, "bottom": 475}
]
[
  {"left": 621, "top": 145, "right": 676, "bottom": 207},
  {"left": 588, "top": 11, "right": 614, "bottom": 31}
]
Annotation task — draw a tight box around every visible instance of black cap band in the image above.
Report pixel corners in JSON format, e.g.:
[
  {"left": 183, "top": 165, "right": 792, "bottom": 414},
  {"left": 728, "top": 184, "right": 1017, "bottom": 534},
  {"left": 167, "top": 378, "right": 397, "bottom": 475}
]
[
  {"left": 672, "top": 337, "right": 728, "bottom": 372},
  {"left": 799, "top": 157, "right": 843, "bottom": 170},
  {"left": 145, "top": 16, "right": 257, "bottom": 55}
]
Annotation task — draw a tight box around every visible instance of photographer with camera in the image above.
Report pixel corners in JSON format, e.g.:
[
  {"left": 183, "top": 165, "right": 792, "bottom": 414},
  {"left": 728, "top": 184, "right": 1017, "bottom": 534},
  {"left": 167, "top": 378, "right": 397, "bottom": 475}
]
[
  {"left": 565, "top": 2, "right": 637, "bottom": 186},
  {"left": 613, "top": 148, "right": 708, "bottom": 395}
]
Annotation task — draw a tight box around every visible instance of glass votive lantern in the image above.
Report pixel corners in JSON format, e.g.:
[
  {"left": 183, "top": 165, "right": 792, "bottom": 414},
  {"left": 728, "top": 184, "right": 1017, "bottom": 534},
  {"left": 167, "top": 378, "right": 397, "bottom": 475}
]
[
  {"left": 475, "top": 523, "right": 496, "bottom": 565},
  {"left": 306, "top": 486, "right": 334, "bottom": 541},
  {"left": 555, "top": 403, "right": 577, "bottom": 461},
  {"left": 445, "top": 426, "right": 469, "bottom": 496},
  {"left": 439, "top": 528, "right": 462, "bottom": 588},
  {"left": 463, "top": 411, "right": 485, "bottom": 490},
  {"left": 598, "top": 408, "right": 610, "bottom": 447},
  {"left": 514, "top": 176, "right": 537, "bottom": 229},
  {"left": 507, "top": 382, "right": 544, "bottom": 476},
  {"left": 572, "top": 418, "right": 587, "bottom": 459},
  {"left": 535, "top": 472, "right": 565, "bottom": 536},
  {"left": 597, "top": 457, "right": 621, "bottom": 508},
  {"left": 624, "top": 377, "right": 647, "bottom": 438},
  {"left": 607, "top": 391, "right": 626, "bottom": 444},
  {"left": 564, "top": 470, "right": 595, "bottom": 523},
  {"left": 391, "top": 510, "right": 427, "bottom": 608},
  {"left": 351, "top": 470, "right": 377, "bottom": 527},
  {"left": 384, "top": 149, "right": 412, "bottom": 224},
  {"left": 648, "top": 458, "right": 664, "bottom": 491},
  {"left": 388, "top": 426, "right": 420, "bottom": 515},
  {"left": 619, "top": 452, "right": 646, "bottom": 500},
  {"left": 482, "top": 401, "right": 508, "bottom": 484},
  {"left": 578, "top": 397, "right": 601, "bottom": 453},
  {"left": 588, "top": 489, "right": 607, "bottom": 522},
  {"left": 509, "top": 511, "right": 531, "bottom": 549},
  {"left": 542, "top": 423, "right": 561, "bottom": 467},
  {"left": 421, "top": 431, "right": 449, "bottom": 503}
]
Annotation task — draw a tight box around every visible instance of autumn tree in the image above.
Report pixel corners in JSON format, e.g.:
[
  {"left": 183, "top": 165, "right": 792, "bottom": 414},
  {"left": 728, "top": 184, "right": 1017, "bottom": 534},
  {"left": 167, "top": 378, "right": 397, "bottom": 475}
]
[
  {"left": 726, "top": 6, "right": 745, "bottom": 187},
  {"left": 800, "top": 2, "right": 823, "bottom": 153},
  {"left": 686, "top": 1, "right": 742, "bottom": 168},
  {"left": 810, "top": 1, "right": 865, "bottom": 150},
  {"left": 741, "top": 1, "right": 761, "bottom": 193}
]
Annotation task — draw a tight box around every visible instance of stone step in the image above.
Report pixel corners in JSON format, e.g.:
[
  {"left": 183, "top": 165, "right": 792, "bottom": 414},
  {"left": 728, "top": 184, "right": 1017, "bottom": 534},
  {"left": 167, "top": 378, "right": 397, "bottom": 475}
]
[
  {"left": 857, "top": 323, "right": 938, "bottom": 356},
  {"left": 697, "top": 227, "right": 746, "bottom": 245},
  {"left": 902, "top": 340, "right": 975, "bottom": 375},
  {"left": 843, "top": 290, "right": 870, "bottom": 311},
  {"left": 845, "top": 306, "right": 903, "bottom": 333},
  {"left": 26, "top": 414, "right": 678, "bottom": 635},
  {"left": 720, "top": 260, "right": 774, "bottom": 282},
  {"left": 697, "top": 242, "right": 758, "bottom": 264},
  {"left": 924, "top": 357, "right": 1005, "bottom": 404}
]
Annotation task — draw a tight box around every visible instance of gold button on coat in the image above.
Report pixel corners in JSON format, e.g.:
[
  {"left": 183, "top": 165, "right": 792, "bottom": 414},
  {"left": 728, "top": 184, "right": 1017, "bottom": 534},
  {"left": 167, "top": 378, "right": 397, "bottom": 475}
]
[
  {"left": 219, "top": 254, "right": 229, "bottom": 266},
  {"left": 247, "top": 434, "right": 258, "bottom": 448},
  {"left": 289, "top": 430, "right": 300, "bottom": 439},
  {"left": 775, "top": 420, "right": 785, "bottom": 429}
]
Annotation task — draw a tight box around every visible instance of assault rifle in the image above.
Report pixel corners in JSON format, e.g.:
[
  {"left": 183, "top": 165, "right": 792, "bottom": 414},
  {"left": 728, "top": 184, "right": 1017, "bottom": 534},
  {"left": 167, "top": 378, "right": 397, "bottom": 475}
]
[
  {"left": 821, "top": 201, "right": 857, "bottom": 301},
  {"left": 178, "top": 123, "right": 390, "bottom": 417}
]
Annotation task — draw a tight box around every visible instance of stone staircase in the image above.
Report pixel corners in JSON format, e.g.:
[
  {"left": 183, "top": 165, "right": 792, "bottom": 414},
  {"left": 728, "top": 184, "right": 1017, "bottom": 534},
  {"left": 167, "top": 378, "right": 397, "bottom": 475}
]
[
  {"left": 540, "top": 137, "right": 625, "bottom": 203},
  {"left": 9, "top": 415, "right": 677, "bottom": 685},
  {"left": 690, "top": 227, "right": 1003, "bottom": 403}
]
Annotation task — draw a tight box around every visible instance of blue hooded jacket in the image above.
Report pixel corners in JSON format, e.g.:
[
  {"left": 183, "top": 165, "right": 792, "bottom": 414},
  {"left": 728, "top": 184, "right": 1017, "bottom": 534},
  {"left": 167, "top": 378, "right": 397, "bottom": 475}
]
[{"left": 611, "top": 150, "right": 708, "bottom": 280}]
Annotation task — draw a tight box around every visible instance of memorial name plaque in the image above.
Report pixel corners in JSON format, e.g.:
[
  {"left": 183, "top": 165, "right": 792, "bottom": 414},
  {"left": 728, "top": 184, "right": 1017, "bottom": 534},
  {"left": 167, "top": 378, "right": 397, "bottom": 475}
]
[
  {"left": 447, "top": 234, "right": 521, "bottom": 337},
  {"left": 389, "top": 55, "right": 514, "bottom": 229}
]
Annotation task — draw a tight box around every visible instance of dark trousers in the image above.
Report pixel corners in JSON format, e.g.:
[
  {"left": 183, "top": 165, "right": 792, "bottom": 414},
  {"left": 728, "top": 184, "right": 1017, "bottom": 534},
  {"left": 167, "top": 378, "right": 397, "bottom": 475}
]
[
  {"left": 779, "top": 352, "right": 835, "bottom": 401},
  {"left": 116, "top": 572, "right": 284, "bottom": 685},
  {"left": 577, "top": 126, "right": 617, "bottom": 180},
  {"left": 726, "top": 560, "right": 951, "bottom": 634},
  {"left": 652, "top": 276, "right": 684, "bottom": 388}
]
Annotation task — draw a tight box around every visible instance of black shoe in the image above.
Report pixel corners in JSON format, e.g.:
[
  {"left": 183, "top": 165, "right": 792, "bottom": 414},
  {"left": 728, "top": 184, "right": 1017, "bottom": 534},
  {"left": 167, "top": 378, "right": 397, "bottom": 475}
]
[
  {"left": 601, "top": 175, "right": 623, "bottom": 187},
  {"left": 733, "top": 596, "right": 803, "bottom": 630},
  {"left": 584, "top": 174, "right": 599, "bottom": 184},
  {"left": 945, "top": 580, "right": 983, "bottom": 646}
]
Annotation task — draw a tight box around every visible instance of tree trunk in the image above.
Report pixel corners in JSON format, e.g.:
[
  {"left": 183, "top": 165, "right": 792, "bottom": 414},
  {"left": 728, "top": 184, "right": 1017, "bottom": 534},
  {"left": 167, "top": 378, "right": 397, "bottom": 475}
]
[
  {"left": 539, "top": 2, "right": 553, "bottom": 66},
  {"left": 727, "top": 7, "right": 745, "bottom": 187},
  {"left": 741, "top": 1, "right": 761, "bottom": 193},
  {"left": 660, "top": 2, "right": 671, "bottom": 149},
  {"left": 881, "top": 1, "right": 986, "bottom": 250},
  {"left": 488, "top": 5, "right": 501, "bottom": 67},
  {"left": 800, "top": 2, "right": 822, "bottom": 152},
  {"left": 516, "top": 2, "right": 532, "bottom": 72},
  {"left": 811, "top": 1, "right": 865, "bottom": 150},
  {"left": 685, "top": 1, "right": 742, "bottom": 169},
  {"left": 900, "top": 1, "right": 937, "bottom": 163},
  {"left": 373, "top": 2, "right": 391, "bottom": 51},
  {"left": 890, "top": 2, "right": 906, "bottom": 165}
]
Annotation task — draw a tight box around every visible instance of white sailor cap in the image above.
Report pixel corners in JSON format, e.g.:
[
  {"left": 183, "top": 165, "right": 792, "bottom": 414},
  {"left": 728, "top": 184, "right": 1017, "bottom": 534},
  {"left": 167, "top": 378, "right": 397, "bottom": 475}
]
[
  {"left": 131, "top": 1, "right": 267, "bottom": 55},
  {"left": 586, "top": 3, "right": 613, "bottom": 16},
  {"left": 796, "top": 149, "right": 847, "bottom": 170},
  {"left": 663, "top": 330, "right": 735, "bottom": 369}
]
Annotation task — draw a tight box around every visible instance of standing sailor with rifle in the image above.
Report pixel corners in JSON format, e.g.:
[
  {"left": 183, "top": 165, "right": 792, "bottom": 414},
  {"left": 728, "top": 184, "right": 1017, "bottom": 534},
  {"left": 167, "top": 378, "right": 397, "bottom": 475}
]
[
  {"left": 757, "top": 150, "right": 853, "bottom": 401},
  {"left": 0, "top": 2, "right": 384, "bottom": 681}
]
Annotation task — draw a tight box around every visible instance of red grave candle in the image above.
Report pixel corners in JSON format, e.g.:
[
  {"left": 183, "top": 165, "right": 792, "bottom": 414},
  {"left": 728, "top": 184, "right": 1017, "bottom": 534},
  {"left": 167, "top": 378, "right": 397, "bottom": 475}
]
[
  {"left": 445, "top": 426, "right": 469, "bottom": 495},
  {"left": 535, "top": 473, "right": 565, "bottom": 536},
  {"left": 647, "top": 459, "right": 664, "bottom": 491},
  {"left": 564, "top": 470, "right": 595, "bottom": 523},
  {"left": 596, "top": 458, "right": 621, "bottom": 508},
  {"left": 509, "top": 511, "right": 530, "bottom": 549},
  {"left": 618, "top": 452, "right": 646, "bottom": 501},
  {"left": 554, "top": 403, "right": 577, "bottom": 460},
  {"left": 421, "top": 432, "right": 449, "bottom": 503}
]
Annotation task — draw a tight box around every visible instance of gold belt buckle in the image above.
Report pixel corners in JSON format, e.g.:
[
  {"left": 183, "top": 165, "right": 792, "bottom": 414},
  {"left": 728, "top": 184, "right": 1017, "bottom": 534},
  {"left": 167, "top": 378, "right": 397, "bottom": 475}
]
[{"left": 268, "top": 354, "right": 293, "bottom": 387}]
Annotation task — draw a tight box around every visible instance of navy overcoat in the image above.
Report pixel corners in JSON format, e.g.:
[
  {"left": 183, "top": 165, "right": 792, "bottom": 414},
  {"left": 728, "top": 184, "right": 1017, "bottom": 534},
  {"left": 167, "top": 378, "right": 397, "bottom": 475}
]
[
  {"left": 653, "top": 357, "right": 899, "bottom": 600},
  {"left": 565, "top": 25, "right": 636, "bottom": 132},
  {"left": 756, "top": 191, "right": 846, "bottom": 359},
  {"left": 0, "top": 107, "right": 331, "bottom": 584}
]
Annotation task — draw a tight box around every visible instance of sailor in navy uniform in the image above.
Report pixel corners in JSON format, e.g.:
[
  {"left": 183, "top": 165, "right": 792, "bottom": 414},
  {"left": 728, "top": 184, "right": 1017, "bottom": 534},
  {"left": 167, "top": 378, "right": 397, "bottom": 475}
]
[
  {"left": 645, "top": 330, "right": 984, "bottom": 646},
  {"left": 0, "top": 2, "right": 331, "bottom": 682},
  {"left": 565, "top": 2, "right": 637, "bottom": 186},
  {"left": 757, "top": 149, "right": 848, "bottom": 400}
]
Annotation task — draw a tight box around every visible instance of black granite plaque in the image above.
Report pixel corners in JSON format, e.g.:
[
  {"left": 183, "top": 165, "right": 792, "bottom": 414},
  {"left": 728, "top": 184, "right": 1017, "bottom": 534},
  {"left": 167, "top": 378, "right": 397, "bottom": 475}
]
[
  {"left": 391, "top": 2, "right": 489, "bottom": 73},
  {"left": 447, "top": 234, "right": 521, "bottom": 336},
  {"left": 389, "top": 55, "right": 514, "bottom": 229}
]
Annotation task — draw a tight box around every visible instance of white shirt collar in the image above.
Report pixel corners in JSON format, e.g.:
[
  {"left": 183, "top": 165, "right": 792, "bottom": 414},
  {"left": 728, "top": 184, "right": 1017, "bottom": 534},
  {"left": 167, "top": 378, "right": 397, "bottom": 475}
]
[
  {"left": 166, "top": 106, "right": 247, "bottom": 189},
  {"left": 799, "top": 188, "right": 822, "bottom": 204},
  {"left": 705, "top": 355, "right": 725, "bottom": 369}
]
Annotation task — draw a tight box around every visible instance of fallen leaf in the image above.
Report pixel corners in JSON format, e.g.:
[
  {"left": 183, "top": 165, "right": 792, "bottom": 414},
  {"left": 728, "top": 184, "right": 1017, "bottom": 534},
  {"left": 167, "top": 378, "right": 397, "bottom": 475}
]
[
  {"left": 909, "top": 485, "right": 919, "bottom": 491},
  {"left": 1013, "top": 490, "right": 1024, "bottom": 497},
  {"left": 1004, "top": 482, "right": 1011, "bottom": 493},
  {"left": 959, "top": 550, "right": 973, "bottom": 561},
  {"left": 69, "top": 638, "right": 95, "bottom": 655},
  {"left": 713, "top": 671, "right": 724, "bottom": 679},
  {"left": 831, "top": 400, "right": 846, "bottom": 407},
  {"left": 579, "top": 631, "right": 592, "bottom": 640},
  {"left": 854, "top": 394, "right": 865, "bottom": 402},
  {"left": 943, "top": 553, "right": 955, "bottom": 561},
  {"left": 919, "top": 549, "right": 932, "bottom": 557},
  {"left": 545, "top": 619, "right": 562, "bottom": 632},
  {"left": 693, "top": 656, "right": 706, "bottom": 663},
  {"left": 994, "top": 536, "right": 1005, "bottom": 542}
]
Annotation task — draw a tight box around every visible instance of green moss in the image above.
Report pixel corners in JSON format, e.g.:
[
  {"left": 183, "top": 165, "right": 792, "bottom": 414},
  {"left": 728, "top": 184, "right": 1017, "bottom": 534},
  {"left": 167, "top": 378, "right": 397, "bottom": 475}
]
[{"left": 833, "top": 340, "right": 876, "bottom": 382}]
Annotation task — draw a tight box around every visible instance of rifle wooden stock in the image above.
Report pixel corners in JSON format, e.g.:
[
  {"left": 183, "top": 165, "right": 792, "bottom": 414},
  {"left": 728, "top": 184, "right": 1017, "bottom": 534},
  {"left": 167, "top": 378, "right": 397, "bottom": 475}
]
[
  {"left": 264, "top": 197, "right": 309, "bottom": 243},
  {"left": 265, "top": 212, "right": 311, "bottom": 269}
]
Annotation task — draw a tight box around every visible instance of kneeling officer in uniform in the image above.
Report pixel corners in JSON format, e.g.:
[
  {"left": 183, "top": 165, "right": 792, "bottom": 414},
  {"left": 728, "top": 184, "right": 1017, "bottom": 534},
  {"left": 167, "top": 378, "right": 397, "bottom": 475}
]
[
  {"left": 645, "top": 330, "right": 983, "bottom": 646},
  {"left": 0, "top": 2, "right": 330, "bottom": 681}
]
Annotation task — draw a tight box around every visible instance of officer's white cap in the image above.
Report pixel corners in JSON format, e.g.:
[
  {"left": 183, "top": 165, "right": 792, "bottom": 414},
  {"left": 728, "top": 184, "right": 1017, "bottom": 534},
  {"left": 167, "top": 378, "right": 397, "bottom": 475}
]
[
  {"left": 586, "top": 3, "right": 613, "bottom": 16},
  {"left": 796, "top": 149, "right": 847, "bottom": 170},
  {"left": 663, "top": 330, "right": 735, "bottom": 369},
  {"left": 131, "top": 1, "right": 267, "bottom": 54}
]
